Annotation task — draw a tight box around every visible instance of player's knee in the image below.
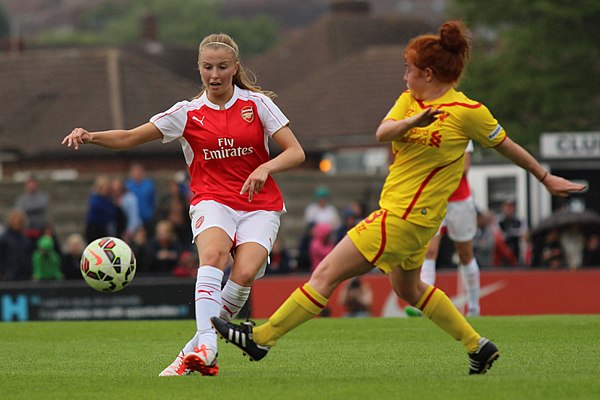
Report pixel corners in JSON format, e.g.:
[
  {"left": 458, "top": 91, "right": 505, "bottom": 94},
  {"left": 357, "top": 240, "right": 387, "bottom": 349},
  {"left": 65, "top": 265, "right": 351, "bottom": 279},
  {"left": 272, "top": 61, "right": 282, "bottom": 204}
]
[
  {"left": 458, "top": 254, "right": 473, "bottom": 265},
  {"left": 424, "top": 248, "right": 437, "bottom": 259},
  {"left": 229, "top": 267, "right": 256, "bottom": 287},
  {"left": 392, "top": 283, "right": 422, "bottom": 305},
  {"left": 308, "top": 261, "right": 339, "bottom": 297},
  {"left": 454, "top": 241, "right": 474, "bottom": 265},
  {"left": 309, "top": 263, "right": 330, "bottom": 286},
  {"left": 200, "top": 247, "right": 230, "bottom": 268}
]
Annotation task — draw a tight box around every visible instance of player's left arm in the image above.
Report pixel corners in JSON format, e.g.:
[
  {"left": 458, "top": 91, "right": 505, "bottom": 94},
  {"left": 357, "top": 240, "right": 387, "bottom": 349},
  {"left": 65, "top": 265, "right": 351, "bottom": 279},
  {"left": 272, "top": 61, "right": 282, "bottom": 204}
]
[
  {"left": 494, "top": 137, "right": 586, "bottom": 197},
  {"left": 240, "top": 126, "right": 305, "bottom": 202},
  {"left": 267, "top": 126, "right": 306, "bottom": 173}
]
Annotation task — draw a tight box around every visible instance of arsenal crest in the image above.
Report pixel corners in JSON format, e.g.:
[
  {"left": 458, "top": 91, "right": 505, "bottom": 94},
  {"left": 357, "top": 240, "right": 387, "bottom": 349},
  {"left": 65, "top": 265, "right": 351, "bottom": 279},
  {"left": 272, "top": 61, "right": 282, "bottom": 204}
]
[{"left": 241, "top": 106, "right": 254, "bottom": 123}]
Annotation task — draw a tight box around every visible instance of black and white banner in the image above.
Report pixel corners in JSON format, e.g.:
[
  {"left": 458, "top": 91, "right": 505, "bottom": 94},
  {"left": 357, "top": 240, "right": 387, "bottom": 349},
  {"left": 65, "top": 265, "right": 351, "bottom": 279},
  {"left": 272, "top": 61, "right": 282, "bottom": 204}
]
[{"left": 0, "top": 277, "right": 196, "bottom": 322}]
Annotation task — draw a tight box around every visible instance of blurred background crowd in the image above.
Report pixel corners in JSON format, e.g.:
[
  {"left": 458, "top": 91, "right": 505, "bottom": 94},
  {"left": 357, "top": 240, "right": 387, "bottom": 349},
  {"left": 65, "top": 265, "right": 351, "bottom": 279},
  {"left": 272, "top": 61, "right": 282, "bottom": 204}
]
[{"left": 2, "top": 162, "right": 599, "bottom": 283}]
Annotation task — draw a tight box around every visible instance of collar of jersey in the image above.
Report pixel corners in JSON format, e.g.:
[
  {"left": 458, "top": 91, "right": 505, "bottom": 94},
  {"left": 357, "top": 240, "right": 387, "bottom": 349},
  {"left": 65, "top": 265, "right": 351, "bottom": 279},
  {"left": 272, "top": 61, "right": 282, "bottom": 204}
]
[{"left": 200, "top": 84, "right": 242, "bottom": 110}]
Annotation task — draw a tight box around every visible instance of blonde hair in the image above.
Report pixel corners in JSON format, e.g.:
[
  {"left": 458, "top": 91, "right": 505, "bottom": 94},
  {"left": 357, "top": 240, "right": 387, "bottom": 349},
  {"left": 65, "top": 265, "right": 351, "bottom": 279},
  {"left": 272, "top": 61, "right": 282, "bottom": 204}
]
[
  {"left": 93, "top": 175, "right": 111, "bottom": 195},
  {"left": 65, "top": 233, "right": 86, "bottom": 253},
  {"left": 195, "top": 33, "right": 275, "bottom": 99}
]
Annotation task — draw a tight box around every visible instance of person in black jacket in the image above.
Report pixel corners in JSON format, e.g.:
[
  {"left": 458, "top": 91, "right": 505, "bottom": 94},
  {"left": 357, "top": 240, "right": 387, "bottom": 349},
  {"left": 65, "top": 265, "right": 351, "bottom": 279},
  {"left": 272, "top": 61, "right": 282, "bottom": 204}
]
[{"left": 0, "top": 209, "right": 33, "bottom": 280}]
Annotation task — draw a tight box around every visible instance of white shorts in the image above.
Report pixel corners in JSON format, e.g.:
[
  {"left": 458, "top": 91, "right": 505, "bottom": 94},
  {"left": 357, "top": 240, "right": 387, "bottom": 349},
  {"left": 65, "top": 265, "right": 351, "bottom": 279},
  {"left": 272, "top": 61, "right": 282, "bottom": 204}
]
[
  {"left": 189, "top": 200, "right": 284, "bottom": 278},
  {"left": 439, "top": 197, "right": 477, "bottom": 242}
]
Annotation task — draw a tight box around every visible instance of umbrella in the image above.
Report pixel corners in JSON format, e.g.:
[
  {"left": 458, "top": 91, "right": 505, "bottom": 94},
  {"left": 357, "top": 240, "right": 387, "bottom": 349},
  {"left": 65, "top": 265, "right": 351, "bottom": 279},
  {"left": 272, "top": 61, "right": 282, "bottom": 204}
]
[{"left": 530, "top": 209, "right": 600, "bottom": 238}]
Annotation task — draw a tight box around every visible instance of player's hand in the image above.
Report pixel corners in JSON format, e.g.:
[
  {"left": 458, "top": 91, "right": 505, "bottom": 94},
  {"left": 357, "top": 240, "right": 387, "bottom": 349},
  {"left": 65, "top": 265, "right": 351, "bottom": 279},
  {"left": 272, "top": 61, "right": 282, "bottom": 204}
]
[
  {"left": 62, "top": 128, "right": 92, "bottom": 150},
  {"left": 240, "top": 166, "right": 269, "bottom": 202},
  {"left": 542, "top": 174, "right": 587, "bottom": 197},
  {"left": 410, "top": 108, "right": 443, "bottom": 128}
]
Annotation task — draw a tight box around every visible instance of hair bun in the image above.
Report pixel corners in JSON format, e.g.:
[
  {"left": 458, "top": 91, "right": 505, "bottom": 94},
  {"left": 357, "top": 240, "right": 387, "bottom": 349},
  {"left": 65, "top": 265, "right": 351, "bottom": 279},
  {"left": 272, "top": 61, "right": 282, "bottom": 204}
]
[{"left": 439, "top": 21, "right": 468, "bottom": 56}]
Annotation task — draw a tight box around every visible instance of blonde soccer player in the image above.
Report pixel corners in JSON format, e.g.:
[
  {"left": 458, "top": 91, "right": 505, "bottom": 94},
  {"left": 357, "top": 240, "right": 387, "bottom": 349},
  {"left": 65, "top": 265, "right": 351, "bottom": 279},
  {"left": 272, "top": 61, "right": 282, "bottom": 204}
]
[{"left": 62, "top": 33, "right": 305, "bottom": 377}]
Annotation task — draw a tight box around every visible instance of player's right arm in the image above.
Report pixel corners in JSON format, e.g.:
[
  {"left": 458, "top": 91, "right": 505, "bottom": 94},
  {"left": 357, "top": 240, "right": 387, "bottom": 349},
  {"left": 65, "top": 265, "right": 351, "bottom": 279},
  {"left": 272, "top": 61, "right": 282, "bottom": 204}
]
[
  {"left": 375, "top": 108, "right": 441, "bottom": 143},
  {"left": 375, "top": 92, "right": 441, "bottom": 143},
  {"left": 62, "top": 122, "right": 162, "bottom": 150}
]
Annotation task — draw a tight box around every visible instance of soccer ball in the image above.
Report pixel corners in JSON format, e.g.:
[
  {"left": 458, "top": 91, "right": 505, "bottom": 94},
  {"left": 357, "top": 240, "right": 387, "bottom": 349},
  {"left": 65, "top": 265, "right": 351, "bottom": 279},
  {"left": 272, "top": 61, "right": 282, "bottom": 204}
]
[{"left": 80, "top": 237, "right": 137, "bottom": 292}]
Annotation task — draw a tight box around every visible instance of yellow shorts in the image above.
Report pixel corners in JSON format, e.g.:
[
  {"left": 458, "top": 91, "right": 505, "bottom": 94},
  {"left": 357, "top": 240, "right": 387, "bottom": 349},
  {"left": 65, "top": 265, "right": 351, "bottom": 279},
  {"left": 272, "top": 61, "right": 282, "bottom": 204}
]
[{"left": 347, "top": 209, "right": 438, "bottom": 273}]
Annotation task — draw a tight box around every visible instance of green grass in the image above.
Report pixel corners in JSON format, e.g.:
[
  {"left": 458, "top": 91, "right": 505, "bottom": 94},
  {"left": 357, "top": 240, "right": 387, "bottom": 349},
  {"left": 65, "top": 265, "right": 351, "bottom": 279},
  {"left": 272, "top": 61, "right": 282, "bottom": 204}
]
[{"left": 1, "top": 316, "right": 600, "bottom": 399}]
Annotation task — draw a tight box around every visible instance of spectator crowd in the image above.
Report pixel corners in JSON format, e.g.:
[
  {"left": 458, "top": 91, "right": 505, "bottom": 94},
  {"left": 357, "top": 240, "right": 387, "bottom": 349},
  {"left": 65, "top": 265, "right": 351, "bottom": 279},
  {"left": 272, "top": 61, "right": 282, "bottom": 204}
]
[
  {"left": 0, "top": 165, "right": 196, "bottom": 282},
  {"left": 1, "top": 169, "right": 600, "bottom": 283}
]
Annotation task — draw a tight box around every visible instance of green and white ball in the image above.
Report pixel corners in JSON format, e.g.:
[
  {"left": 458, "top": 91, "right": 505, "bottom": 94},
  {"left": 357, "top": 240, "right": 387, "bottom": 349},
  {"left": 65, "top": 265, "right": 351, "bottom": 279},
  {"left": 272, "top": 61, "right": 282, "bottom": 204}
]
[{"left": 80, "top": 237, "right": 137, "bottom": 292}]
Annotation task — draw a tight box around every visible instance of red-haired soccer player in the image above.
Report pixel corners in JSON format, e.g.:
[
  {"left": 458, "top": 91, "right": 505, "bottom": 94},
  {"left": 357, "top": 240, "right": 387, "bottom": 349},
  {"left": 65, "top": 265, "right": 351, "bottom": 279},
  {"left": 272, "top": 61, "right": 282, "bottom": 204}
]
[{"left": 211, "top": 21, "right": 585, "bottom": 375}]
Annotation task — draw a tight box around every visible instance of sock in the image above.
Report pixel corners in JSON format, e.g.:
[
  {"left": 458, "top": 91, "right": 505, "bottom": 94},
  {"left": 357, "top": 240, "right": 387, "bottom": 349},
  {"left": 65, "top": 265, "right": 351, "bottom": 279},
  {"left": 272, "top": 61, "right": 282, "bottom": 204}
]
[
  {"left": 416, "top": 285, "right": 480, "bottom": 352},
  {"left": 420, "top": 258, "right": 436, "bottom": 285},
  {"left": 182, "top": 332, "right": 199, "bottom": 354},
  {"left": 194, "top": 265, "right": 224, "bottom": 352},
  {"left": 220, "top": 279, "right": 251, "bottom": 321},
  {"left": 459, "top": 258, "right": 480, "bottom": 316},
  {"left": 253, "top": 283, "right": 328, "bottom": 347}
]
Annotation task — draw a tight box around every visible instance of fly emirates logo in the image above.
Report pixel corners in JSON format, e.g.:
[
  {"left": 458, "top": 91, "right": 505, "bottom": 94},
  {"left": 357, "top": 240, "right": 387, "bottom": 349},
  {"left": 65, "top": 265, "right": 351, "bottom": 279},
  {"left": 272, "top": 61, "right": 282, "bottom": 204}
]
[{"left": 203, "top": 137, "right": 254, "bottom": 161}]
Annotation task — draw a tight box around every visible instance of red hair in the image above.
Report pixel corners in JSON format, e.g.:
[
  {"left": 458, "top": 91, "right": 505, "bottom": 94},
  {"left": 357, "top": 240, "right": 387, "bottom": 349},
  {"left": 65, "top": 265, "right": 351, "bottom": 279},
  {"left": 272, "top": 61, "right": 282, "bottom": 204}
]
[{"left": 404, "top": 21, "right": 470, "bottom": 84}]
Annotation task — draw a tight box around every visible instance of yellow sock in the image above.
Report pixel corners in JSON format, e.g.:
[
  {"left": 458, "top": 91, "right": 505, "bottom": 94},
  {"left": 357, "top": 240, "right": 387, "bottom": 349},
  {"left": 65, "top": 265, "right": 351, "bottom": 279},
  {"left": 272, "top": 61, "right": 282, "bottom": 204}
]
[
  {"left": 253, "top": 283, "right": 328, "bottom": 347},
  {"left": 417, "top": 285, "right": 480, "bottom": 352}
]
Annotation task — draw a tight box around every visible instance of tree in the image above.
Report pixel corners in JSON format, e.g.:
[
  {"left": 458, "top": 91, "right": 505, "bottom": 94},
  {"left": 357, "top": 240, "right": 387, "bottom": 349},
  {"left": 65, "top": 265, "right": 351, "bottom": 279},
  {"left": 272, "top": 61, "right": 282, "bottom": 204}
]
[
  {"left": 36, "top": 0, "right": 279, "bottom": 57},
  {"left": 0, "top": 4, "right": 10, "bottom": 39},
  {"left": 450, "top": 0, "right": 600, "bottom": 147}
]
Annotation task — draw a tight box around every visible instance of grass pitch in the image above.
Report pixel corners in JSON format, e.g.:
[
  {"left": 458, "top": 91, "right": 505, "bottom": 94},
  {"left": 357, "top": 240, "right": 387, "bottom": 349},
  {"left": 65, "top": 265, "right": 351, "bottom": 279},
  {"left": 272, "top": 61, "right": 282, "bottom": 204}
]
[{"left": 1, "top": 316, "right": 599, "bottom": 399}]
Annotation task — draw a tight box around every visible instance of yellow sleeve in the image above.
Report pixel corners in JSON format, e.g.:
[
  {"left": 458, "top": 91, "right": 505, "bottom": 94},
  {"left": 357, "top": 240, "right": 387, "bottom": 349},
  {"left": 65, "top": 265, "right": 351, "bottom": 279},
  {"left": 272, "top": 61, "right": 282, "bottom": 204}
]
[
  {"left": 383, "top": 91, "right": 411, "bottom": 121},
  {"left": 462, "top": 103, "right": 507, "bottom": 148}
]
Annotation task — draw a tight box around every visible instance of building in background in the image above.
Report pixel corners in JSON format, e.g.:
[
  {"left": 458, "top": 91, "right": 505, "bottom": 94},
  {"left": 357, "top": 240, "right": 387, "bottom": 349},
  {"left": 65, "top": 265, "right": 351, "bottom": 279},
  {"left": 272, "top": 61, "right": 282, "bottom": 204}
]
[{"left": 1, "top": 0, "right": 598, "bottom": 247}]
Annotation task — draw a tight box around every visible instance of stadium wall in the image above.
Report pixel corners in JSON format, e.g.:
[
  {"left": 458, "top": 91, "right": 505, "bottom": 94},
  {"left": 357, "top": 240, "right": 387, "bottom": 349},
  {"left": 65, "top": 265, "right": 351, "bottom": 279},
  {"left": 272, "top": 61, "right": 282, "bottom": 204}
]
[
  {"left": 252, "top": 268, "right": 600, "bottom": 317},
  {"left": 1, "top": 269, "right": 599, "bottom": 322}
]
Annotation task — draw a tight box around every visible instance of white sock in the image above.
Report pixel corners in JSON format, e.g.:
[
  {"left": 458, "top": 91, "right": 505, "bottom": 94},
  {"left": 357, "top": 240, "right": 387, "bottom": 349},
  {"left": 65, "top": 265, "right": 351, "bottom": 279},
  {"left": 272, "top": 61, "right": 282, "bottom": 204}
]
[
  {"left": 193, "top": 265, "right": 223, "bottom": 352},
  {"left": 182, "top": 332, "right": 199, "bottom": 354},
  {"left": 459, "top": 258, "right": 480, "bottom": 315},
  {"left": 220, "top": 279, "right": 251, "bottom": 321},
  {"left": 420, "top": 258, "right": 436, "bottom": 285}
]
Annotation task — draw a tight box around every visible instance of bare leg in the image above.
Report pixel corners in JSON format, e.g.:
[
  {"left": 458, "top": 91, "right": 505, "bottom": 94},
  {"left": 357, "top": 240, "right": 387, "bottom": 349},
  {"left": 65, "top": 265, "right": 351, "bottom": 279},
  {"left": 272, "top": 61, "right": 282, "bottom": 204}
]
[
  {"left": 220, "top": 242, "right": 267, "bottom": 320},
  {"left": 252, "top": 236, "right": 374, "bottom": 346}
]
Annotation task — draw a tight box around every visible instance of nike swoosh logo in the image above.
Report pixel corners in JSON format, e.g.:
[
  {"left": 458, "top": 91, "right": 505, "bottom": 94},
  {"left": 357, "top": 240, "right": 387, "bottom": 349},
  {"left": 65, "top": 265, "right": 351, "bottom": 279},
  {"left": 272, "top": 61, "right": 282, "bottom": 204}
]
[
  {"left": 451, "top": 280, "right": 508, "bottom": 310},
  {"left": 89, "top": 249, "right": 103, "bottom": 266},
  {"left": 381, "top": 280, "right": 508, "bottom": 317},
  {"left": 90, "top": 250, "right": 102, "bottom": 266}
]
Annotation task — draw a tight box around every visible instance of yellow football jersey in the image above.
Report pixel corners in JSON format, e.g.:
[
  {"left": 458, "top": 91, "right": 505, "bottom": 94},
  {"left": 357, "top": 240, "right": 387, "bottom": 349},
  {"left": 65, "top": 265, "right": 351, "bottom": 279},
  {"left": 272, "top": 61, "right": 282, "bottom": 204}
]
[{"left": 380, "top": 88, "right": 506, "bottom": 227}]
